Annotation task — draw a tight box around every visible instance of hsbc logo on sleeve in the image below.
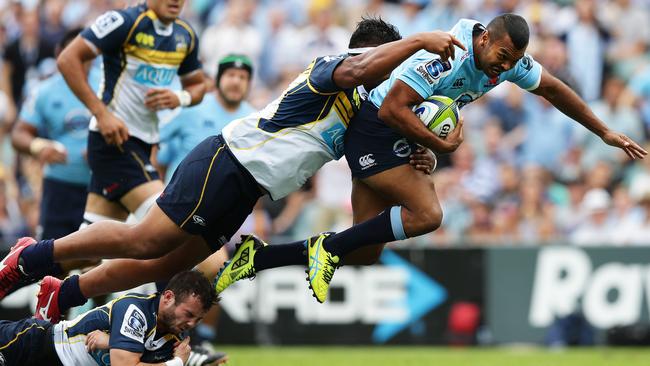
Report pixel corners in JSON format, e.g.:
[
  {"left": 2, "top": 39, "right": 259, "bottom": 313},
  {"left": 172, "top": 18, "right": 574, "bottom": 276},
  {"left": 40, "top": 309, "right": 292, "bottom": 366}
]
[{"left": 359, "top": 154, "right": 377, "bottom": 170}]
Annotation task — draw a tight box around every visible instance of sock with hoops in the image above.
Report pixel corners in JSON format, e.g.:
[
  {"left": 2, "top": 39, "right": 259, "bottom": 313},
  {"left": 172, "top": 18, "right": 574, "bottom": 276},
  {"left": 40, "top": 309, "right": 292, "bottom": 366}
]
[
  {"left": 322, "top": 206, "right": 407, "bottom": 258},
  {"left": 253, "top": 242, "right": 307, "bottom": 271},
  {"left": 58, "top": 275, "right": 88, "bottom": 312},
  {"left": 19, "top": 239, "right": 62, "bottom": 276}
]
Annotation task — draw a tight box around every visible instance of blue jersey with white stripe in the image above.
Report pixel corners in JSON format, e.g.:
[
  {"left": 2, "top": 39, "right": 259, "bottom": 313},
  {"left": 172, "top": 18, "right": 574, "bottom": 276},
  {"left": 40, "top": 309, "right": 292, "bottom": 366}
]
[
  {"left": 19, "top": 69, "right": 101, "bottom": 186},
  {"left": 53, "top": 293, "right": 181, "bottom": 366},
  {"left": 80, "top": 3, "right": 201, "bottom": 144},
  {"left": 369, "top": 19, "right": 542, "bottom": 109}
]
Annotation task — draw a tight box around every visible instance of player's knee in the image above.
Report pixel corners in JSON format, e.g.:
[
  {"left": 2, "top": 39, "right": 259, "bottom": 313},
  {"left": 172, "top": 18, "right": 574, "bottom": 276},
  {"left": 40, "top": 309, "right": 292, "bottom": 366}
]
[{"left": 410, "top": 205, "right": 443, "bottom": 236}]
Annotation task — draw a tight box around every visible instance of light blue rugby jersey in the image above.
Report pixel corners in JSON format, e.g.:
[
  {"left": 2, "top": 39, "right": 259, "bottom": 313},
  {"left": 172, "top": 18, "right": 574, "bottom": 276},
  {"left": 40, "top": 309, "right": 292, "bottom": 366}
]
[
  {"left": 158, "top": 96, "right": 254, "bottom": 182},
  {"left": 19, "top": 68, "right": 101, "bottom": 186},
  {"left": 369, "top": 19, "right": 543, "bottom": 109}
]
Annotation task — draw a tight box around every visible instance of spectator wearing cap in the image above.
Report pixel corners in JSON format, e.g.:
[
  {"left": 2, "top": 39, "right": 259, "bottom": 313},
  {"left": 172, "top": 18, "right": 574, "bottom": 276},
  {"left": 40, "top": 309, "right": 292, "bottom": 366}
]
[{"left": 156, "top": 54, "right": 255, "bottom": 182}]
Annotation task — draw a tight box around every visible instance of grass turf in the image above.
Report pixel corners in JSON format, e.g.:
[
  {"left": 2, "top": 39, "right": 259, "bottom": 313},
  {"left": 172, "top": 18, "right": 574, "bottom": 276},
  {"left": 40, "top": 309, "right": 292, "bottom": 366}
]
[{"left": 219, "top": 346, "right": 650, "bottom": 366}]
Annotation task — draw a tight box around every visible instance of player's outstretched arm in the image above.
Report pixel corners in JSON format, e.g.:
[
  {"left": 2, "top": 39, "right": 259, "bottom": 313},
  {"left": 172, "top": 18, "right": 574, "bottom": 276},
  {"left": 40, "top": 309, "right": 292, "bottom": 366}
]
[
  {"left": 333, "top": 31, "right": 466, "bottom": 89},
  {"left": 378, "top": 80, "right": 464, "bottom": 153},
  {"left": 532, "top": 68, "right": 647, "bottom": 159}
]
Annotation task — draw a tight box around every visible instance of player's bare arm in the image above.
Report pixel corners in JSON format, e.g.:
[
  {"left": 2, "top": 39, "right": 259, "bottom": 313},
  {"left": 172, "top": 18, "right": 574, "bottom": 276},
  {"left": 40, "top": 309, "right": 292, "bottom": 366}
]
[
  {"left": 532, "top": 67, "right": 647, "bottom": 160},
  {"left": 110, "top": 339, "right": 190, "bottom": 366},
  {"left": 11, "top": 121, "right": 68, "bottom": 164},
  {"left": 378, "top": 79, "right": 464, "bottom": 153},
  {"left": 333, "top": 31, "right": 466, "bottom": 89},
  {"left": 57, "top": 36, "right": 129, "bottom": 146}
]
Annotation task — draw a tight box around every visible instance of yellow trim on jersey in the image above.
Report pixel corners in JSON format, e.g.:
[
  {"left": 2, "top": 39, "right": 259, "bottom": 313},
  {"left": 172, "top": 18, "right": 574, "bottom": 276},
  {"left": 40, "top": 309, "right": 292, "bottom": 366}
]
[
  {"left": 130, "top": 151, "right": 153, "bottom": 181},
  {"left": 125, "top": 12, "right": 149, "bottom": 49},
  {"left": 332, "top": 92, "right": 354, "bottom": 126},
  {"left": 124, "top": 44, "right": 186, "bottom": 66},
  {"left": 145, "top": 9, "right": 158, "bottom": 21},
  {"left": 175, "top": 19, "right": 196, "bottom": 53},
  {"left": 231, "top": 95, "right": 334, "bottom": 152},
  {"left": 0, "top": 323, "right": 46, "bottom": 350},
  {"left": 180, "top": 146, "right": 225, "bottom": 228},
  {"left": 305, "top": 60, "right": 340, "bottom": 96}
]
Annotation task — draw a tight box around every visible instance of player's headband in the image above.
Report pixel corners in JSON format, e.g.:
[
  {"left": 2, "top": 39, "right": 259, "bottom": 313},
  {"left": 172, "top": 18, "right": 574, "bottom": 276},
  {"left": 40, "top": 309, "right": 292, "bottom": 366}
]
[{"left": 347, "top": 47, "right": 375, "bottom": 55}]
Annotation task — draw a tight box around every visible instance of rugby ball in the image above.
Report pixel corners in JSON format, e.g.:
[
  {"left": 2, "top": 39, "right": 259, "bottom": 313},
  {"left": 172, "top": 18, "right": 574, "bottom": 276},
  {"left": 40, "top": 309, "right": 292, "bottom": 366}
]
[{"left": 413, "top": 95, "right": 459, "bottom": 139}]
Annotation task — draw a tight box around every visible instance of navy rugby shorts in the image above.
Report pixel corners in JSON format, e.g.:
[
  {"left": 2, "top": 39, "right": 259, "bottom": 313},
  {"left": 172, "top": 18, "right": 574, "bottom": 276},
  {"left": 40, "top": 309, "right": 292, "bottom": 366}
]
[
  {"left": 157, "top": 135, "right": 263, "bottom": 252},
  {"left": 345, "top": 100, "right": 417, "bottom": 179}
]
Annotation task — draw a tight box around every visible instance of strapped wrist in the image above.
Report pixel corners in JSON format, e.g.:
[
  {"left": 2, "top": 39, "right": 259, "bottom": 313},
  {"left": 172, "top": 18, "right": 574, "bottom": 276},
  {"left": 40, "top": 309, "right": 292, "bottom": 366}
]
[
  {"left": 165, "top": 356, "right": 184, "bottom": 366},
  {"left": 174, "top": 90, "right": 192, "bottom": 107}
]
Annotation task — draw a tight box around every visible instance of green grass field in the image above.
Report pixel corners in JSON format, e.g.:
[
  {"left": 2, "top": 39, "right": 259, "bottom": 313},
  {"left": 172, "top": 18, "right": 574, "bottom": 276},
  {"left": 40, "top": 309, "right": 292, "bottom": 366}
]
[{"left": 219, "top": 346, "right": 650, "bottom": 366}]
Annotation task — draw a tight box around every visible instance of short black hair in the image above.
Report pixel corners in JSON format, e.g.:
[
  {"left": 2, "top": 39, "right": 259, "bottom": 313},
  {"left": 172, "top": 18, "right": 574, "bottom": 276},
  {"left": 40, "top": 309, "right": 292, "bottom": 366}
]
[
  {"left": 58, "top": 27, "right": 83, "bottom": 51},
  {"left": 348, "top": 16, "right": 402, "bottom": 49},
  {"left": 486, "top": 13, "right": 529, "bottom": 50},
  {"left": 165, "top": 270, "right": 218, "bottom": 312}
]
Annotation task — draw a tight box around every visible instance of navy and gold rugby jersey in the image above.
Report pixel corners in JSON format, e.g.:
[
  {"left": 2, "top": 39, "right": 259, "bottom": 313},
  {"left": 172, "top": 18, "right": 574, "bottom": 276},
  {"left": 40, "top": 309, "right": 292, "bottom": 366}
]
[
  {"left": 222, "top": 55, "right": 362, "bottom": 199},
  {"left": 80, "top": 3, "right": 201, "bottom": 144},
  {"left": 53, "top": 293, "right": 181, "bottom": 366}
]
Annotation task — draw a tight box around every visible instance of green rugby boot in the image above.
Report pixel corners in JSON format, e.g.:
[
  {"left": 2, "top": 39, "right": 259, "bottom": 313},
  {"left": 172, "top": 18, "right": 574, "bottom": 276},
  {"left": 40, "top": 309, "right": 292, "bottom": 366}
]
[
  {"left": 306, "top": 232, "right": 339, "bottom": 303},
  {"left": 214, "top": 235, "right": 267, "bottom": 293}
]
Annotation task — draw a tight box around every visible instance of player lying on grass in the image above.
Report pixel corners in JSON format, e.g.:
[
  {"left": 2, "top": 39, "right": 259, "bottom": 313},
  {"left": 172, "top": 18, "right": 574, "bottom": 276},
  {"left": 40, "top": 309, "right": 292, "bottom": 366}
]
[
  {"left": 0, "top": 271, "right": 220, "bottom": 366},
  {"left": 0, "top": 18, "right": 459, "bottom": 320}
]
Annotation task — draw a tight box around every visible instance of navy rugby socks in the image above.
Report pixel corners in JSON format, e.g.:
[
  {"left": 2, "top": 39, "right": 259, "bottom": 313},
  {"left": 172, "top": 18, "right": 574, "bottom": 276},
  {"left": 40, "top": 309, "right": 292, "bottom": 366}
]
[
  {"left": 59, "top": 274, "right": 88, "bottom": 311},
  {"left": 254, "top": 241, "right": 307, "bottom": 271},
  {"left": 323, "top": 207, "right": 404, "bottom": 258},
  {"left": 20, "top": 239, "right": 62, "bottom": 276}
]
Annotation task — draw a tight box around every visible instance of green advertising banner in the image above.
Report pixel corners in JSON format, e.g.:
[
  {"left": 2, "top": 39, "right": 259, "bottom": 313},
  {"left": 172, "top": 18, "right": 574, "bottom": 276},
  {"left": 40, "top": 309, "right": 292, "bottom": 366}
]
[{"left": 486, "top": 246, "right": 650, "bottom": 344}]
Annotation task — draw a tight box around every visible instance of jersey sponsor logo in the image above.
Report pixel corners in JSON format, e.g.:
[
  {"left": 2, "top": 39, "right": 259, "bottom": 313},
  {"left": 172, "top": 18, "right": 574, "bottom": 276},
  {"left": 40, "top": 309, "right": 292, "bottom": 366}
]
[
  {"left": 321, "top": 122, "right": 346, "bottom": 158},
  {"left": 91, "top": 11, "right": 124, "bottom": 39},
  {"left": 393, "top": 138, "right": 412, "bottom": 158},
  {"left": 134, "top": 65, "right": 176, "bottom": 86},
  {"left": 416, "top": 59, "right": 452, "bottom": 85},
  {"left": 192, "top": 215, "right": 207, "bottom": 226},
  {"left": 175, "top": 34, "right": 188, "bottom": 53},
  {"left": 359, "top": 154, "right": 377, "bottom": 170},
  {"left": 520, "top": 55, "right": 533, "bottom": 71},
  {"left": 135, "top": 32, "right": 155, "bottom": 48},
  {"left": 120, "top": 304, "right": 147, "bottom": 343}
]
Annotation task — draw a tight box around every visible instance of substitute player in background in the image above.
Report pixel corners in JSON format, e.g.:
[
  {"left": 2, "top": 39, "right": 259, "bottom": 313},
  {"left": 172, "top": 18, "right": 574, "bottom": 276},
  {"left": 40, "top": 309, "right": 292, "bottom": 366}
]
[
  {"left": 56, "top": 0, "right": 205, "bottom": 238},
  {"left": 216, "top": 14, "right": 647, "bottom": 304},
  {"left": 0, "top": 19, "right": 456, "bottom": 320},
  {"left": 0, "top": 270, "right": 218, "bottom": 366}
]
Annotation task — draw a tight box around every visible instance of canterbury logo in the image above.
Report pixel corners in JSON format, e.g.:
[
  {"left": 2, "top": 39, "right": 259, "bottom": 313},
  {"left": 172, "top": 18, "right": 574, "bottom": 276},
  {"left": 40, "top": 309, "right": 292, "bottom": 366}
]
[
  {"left": 358, "top": 154, "right": 376, "bottom": 168},
  {"left": 192, "top": 215, "right": 207, "bottom": 226}
]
